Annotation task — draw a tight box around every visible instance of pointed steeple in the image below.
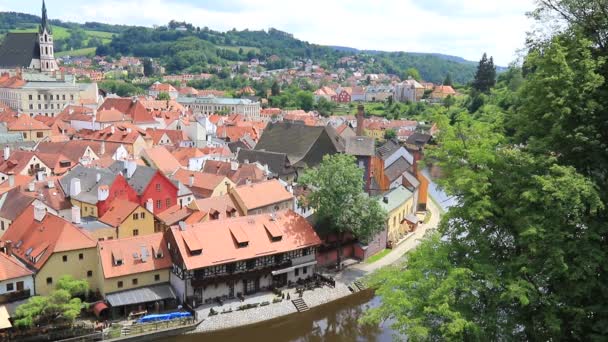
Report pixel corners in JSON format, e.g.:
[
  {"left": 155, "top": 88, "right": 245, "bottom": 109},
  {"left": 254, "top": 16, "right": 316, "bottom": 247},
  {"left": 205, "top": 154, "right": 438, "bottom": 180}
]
[{"left": 39, "top": 0, "right": 51, "bottom": 34}]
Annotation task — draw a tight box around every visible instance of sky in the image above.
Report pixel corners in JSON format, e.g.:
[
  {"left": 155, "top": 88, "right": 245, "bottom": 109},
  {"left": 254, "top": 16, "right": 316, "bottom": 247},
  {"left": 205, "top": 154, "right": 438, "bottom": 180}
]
[{"left": 0, "top": 0, "right": 536, "bottom": 65}]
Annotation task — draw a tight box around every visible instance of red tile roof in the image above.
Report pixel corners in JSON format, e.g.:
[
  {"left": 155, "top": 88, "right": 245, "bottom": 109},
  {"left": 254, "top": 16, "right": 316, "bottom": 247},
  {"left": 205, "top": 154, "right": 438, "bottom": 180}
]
[
  {"left": 98, "top": 233, "right": 172, "bottom": 279},
  {"left": 231, "top": 179, "right": 293, "bottom": 211},
  {"left": 98, "top": 199, "right": 141, "bottom": 228},
  {"left": 1, "top": 205, "right": 96, "bottom": 270},
  {"left": 7, "top": 114, "right": 52, "bottom": 131},
  {"left": 0, "top": 252, "right": 33, "bottom": 281},
  {"left": 172, "top": 169, "right": 229, "bottom": 198},
  {"left": 169, "top": 210, "right": 321, "bottom": 270}
]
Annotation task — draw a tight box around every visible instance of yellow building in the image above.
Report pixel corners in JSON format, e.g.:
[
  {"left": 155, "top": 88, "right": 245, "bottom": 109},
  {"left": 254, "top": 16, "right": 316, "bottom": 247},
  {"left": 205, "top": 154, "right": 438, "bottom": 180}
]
[
  {"left": 378, "top": 185, "right": 415, "bottom": 244},
  {"left": 0, "top": 204, "right": 100, "bottom": 296},
  {"left": 6, "top": 114, "right": 52, "bottom": 142},
  {"left": 98, "top": 200, "right": 155, "bottom": 241},
  {"left": 96, "top": 233, "right": 174, "bottom": 317}
]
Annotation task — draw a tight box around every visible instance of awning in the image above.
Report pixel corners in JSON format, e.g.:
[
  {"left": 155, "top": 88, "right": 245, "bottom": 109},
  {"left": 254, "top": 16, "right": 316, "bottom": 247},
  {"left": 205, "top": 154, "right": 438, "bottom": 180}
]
[
  {"left": 106, "top": 284, "right": 176, "bottom": 307},
  {"left": 0, "top": 305, "right": 12, "bottom": 330},
  {"left": 92, "top": 302, "right": 109, "bottom": 318},
  {"left": 404, "top": 213, "right": 420, "bottom": 224},
  {"left": 271, "top": 261, "right": 317, "bottom": 276}
]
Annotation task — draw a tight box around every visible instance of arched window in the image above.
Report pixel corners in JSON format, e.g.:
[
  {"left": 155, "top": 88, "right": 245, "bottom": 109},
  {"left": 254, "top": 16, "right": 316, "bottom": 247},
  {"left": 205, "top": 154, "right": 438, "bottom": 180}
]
[
  {"left": 45, "top": 47, "right": 48, "bottom": 55},
  {"left": 44, "top": 35, "right": 47, "bottom": 42}
]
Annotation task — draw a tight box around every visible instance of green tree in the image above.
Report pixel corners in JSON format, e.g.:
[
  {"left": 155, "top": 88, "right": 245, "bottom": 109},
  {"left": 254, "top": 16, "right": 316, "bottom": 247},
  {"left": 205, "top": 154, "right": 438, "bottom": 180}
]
[
  {"left": 384, "top": 129, "right": 396, "bottom": 140},
  {"left": 403, "top": 67, "right": 421, "bottom": 81},
  {"left": 296, "top": 91, "right": 314, "bottom": 111},
  {"left": 315, "top": 97, "right": 336, "bottom": 117},
  {"left": 14, "top": 276, "right": 88, "bottom": 328},
  {"left": 443, "top": 72, "right": 453, "bottom": 86},
  {"left": 443, "top": 94, "right": 456, "bottom": 108},
  {"left": 157, "top": 92, "right": 171, "bottom": 100},
  {"left": 471, "top": 52, "right": 496, "bottom": 93},
  {"left": 143, "top": 58, "right": 154, "bottom": 77},
  {"left": 300, "top": 154, "right": 387, "bottom": 269}
]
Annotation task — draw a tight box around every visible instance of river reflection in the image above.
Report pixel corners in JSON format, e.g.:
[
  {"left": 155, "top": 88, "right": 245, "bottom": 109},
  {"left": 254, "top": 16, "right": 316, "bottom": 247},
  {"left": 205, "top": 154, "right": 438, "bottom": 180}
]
[{"left": 163, "top": 291, "right": 398, "bottom": 342}]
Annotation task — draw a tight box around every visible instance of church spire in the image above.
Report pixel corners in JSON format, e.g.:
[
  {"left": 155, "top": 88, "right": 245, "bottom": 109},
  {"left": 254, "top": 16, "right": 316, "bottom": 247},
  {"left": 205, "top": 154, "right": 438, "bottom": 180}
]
[{"left": 39, "top": 0, "right": 51, "bottom": 34}]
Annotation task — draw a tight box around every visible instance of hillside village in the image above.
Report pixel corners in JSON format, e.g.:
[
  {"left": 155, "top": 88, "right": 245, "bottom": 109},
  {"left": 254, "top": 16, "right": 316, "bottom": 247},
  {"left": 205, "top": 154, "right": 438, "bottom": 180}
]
[{"left": 0, "top": 2, "right": 449, "bottom": 340}]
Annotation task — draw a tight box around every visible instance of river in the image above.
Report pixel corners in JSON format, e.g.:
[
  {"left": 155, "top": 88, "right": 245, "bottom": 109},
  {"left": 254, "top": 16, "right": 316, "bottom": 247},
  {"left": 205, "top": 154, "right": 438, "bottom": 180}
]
[{"left": 163, "top": 291, "right": 399, "bottom": 342}]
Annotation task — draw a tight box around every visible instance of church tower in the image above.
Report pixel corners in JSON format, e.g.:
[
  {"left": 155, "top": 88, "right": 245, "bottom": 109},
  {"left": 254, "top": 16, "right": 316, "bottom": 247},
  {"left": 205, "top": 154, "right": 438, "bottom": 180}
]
[{"left": 38, "top": 0, "right": 58, "bottom": 72}]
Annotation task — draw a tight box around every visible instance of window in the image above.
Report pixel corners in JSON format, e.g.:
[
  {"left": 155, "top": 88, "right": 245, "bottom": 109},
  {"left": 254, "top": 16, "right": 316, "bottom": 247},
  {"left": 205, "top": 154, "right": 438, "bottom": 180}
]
[
  {"left": 141, "top": 212, "right": 145, "bottom": 219},
  {"left": 29, "top": 104, "right": 33, "bottom": 109},
  {"left": 70, "top": 95, "right": 74, "bottom": 100},
  {"left": 79, "top": 253, "right": 83, "bottom": 260},
  {"left": 62, "top": 95, "right": 66, "bottom": 100},
  {"left": 165, "top": 198, "right": 171, "bottom": 207},
  {"left": 56, "top": 95, "right": 59, "bottom": 100},
  {"left": 46, "top": 277, "right": 53, "bottom": 285},
  {"left": 62, "top": 255, "right": 68, "bottom": 262},
  {"left": 38, "top": 104, "right": 41, "bottom": 109},
  {"left": 36, "top": 132, "right": 44, "bottom": 138},
  {"left": 132, "top": 278, "right": 138, "bottom": 285},
  {"left": 133, "top": 229, "right": 139, "bottom": 236},
  {"left": 6, "top": 283, "right": 13, "bottom": 292},
  {"left": 1, "top": 221, "right": 4, "bottom": 230},
  {"left": 117, "top": 281, "right": 123, "bottom": 288},
  {"left": 133, "top": 213, "right": 139, "bottom": 220},
  {"left": 156, "top": 183, "right": 161, "bottom": 192},
  {"left": 303, "top": 267, "right": 308, "bottom": 274},
  {"left": 156, "top": 200, "right": 161, "bottom": 209},
  {"left": 29, "top": 95, "right": 33, "bottom": 100},
  {"left": 295, "top": 268, "right": 299, "bottom": 276},
  {"left": 37, "top": 95, "right": 41, "bottom": 100},
  {"left": 87, "top": 270, "right": 93, "bottom": 277},
  {"left": 154, "top": 274, "right": 160, "bottom": 281},
  {"left": 22, "top": 132, "right": 27, "bottom": 139}
]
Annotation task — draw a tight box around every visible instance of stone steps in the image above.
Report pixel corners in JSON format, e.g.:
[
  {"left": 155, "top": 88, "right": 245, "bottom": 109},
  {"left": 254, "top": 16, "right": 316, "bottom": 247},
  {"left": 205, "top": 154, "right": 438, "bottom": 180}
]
[
  {"left": 292, "top": 297, "right": 309, "bottom": 312},
  {"left": 354, "top": 280, "right": 366, "bottom": 291}
]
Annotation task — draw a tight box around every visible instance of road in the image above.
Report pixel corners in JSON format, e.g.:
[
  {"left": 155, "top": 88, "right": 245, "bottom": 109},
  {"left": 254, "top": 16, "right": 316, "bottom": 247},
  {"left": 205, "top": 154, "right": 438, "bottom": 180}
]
[{"left": 336, "top": 198, "right": 442, "bottom": 283}]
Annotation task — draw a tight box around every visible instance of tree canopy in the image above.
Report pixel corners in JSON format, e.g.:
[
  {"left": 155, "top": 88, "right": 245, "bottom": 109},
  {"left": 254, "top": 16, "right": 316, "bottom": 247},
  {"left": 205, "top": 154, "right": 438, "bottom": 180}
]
[{"left": 471, "top": 53, "right": 496, "bottom": 93}]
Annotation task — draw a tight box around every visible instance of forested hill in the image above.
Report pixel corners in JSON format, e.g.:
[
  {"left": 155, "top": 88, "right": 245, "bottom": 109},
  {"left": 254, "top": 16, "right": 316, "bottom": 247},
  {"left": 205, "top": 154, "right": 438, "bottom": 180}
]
[{"left": 0, "top": 12, "right": 479, "bottom": 84}]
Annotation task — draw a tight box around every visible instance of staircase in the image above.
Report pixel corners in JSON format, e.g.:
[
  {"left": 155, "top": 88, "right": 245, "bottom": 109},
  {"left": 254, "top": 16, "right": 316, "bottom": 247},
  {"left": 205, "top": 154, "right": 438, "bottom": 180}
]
[
  {"left": 349, "top": 280, "right": 367, "bottom": 293},
  {"left": 292, "top": 297, "right": 309, "bottom": 312}
]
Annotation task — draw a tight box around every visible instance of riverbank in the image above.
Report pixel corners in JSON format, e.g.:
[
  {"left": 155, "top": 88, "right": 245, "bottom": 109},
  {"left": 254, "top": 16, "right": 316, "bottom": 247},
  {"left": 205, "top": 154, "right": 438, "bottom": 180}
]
[{"left": 189, "top": 199, "right": 441, "bottom": 335}]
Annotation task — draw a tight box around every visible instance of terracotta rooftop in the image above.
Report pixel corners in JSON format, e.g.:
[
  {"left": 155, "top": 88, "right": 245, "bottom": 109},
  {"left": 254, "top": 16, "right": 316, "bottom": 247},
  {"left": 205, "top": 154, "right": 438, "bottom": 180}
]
[
  {"left": 98, "top": 199, "right": 142, "bottom": 228},
  {"left": 231, "top": 179, "right": 293, "bottom": 211},
  {"left": 98, "top": 233, "right": 172, "bottom": 279},
  {"left": 0, "top": 252, "right": 33, "bottom": 282},
  {"left": 141, "top": 146, "right": 182, "bottom": 175},
  {"left": 173, "top": 169, "right": 230, "bottom": 198},
  {"left": 169, "top": 210, "right": 321, "bottom": 270},
  {"left": 7, "top": 114, "right": 52, "bottom": 131}
]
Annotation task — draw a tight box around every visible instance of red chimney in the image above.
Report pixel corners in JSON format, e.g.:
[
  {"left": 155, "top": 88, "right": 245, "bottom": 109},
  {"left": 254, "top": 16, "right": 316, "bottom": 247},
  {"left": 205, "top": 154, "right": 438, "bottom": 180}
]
[{"left": 356, "top": 104, "right": 365, "bottom": 136}]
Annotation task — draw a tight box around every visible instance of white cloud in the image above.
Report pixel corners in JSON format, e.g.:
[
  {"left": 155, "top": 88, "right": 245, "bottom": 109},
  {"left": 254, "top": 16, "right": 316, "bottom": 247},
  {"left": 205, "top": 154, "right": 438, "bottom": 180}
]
[{"left": 1, "top": 0, "right": 536, "bottom": 65}]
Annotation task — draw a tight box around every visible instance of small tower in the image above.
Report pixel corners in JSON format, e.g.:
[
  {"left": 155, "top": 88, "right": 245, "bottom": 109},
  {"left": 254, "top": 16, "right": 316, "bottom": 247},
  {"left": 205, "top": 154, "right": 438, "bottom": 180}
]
[{"left": 38, "top": 0, "right": 57, "bottom": 72}]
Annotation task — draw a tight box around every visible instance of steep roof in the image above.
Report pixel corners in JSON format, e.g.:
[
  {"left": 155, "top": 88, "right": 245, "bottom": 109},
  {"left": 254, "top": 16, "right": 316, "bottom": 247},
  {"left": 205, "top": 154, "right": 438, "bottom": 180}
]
[
  {"left": 108, "top": 161, "right": 165, "bottom": 196},
  {"left": 378, "top": 185, "right": 414, "bottom": 213},
  {"left": 344, "top": 136, "right": 375, "bottom": 156},
  {"left": 59, "top": 165, "right": 119, "bottom": 205},
  {"left": 0, "top": 252, "right": 33, "bottom": 282},
  {"left": 385, "top": 157, "right": 412, "bottom": 183},
  {"left": 190, "top": 194, "right": 240, "bottom": 220},
  {"left": 172, "top": 169, "right": 229, "bottom": 198},
  {"left": 1, "top": 205, "right": 96, "bottom": 270},
  {"left": 98, "top": 233, "right": 172, "bottom": 279},
  {"left": 169, "top": 210, "right": 321, "bottom": 271},
  {"left": 0, "top": 187, "right": 35, "bottom": 221},
  {"left": 0, "top": 33, "right": 40, "bottom": 68},
  {"left": 254, "top": 122, "right": 343, "bottom": 168},
  {"left": 98, "top": 199, "right": 141, "bottom": 228},
  {"left": 141, "top": 146, "right": 182, "bottom": 175},
  {"left": 231, "top": 179, "right": 293, "bottom": 211},
  {"left": 236, "top": 149, "right": 296, "bottom": 178},
  {"left": 8, "top": 114, "right": 51, "bottom": 131}
]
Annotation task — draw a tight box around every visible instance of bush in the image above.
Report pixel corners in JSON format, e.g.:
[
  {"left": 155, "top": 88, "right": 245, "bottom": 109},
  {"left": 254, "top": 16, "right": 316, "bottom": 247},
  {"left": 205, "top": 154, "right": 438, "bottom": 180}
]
[
  {"left": 208, "top": 308, "right": 218, "bottom": 316},
  {"left": 272, "top": 297, "right": 282, "bottom": 304}
]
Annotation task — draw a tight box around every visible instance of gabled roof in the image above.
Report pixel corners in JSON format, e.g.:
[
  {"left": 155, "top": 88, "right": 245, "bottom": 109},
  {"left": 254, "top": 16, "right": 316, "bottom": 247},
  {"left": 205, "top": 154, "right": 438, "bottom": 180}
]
[
  {"left": 231, "top": 179, "right": 293, "bottom": 211},
  {"left": 376, "top": 139, "right": 401, "bottom": 160},
  {"left": 98, "top": 199, "right": 142, "bottom": 228},
  {"left": 172, "top": 169, "right": 229, "bottom": 198},
  {"left": 385, "top": 157, "right": 412, "bottom": 183},
  {"left": 98, "top": 233, "right": 172, "bottom": 279},
  {"left": 236, "top": 149, "right": 296, "bottom": 178},
  {"left": 1, "top": 205, "right": 96, "bottom": 270},
  {"left": 254, "top": 122, "right": 343, "bottom": 168},
  {"left": 141, "top": 146, "right": 182, "bottom": 175},
  {"left": 108, "top": 161, "right": 167, "bottom": 196},
  {"left": 0, "top": 33, "right": 40, "bottom": 68},
  {"left": 59, "top": 165, "right": 119, "bottom": 205},
  {"left": 0, "top": 252, "right": 33, "bottom": 282},
  {"left": 190, "top": 194, "right": 240, "bottom": 220},
  {"left": 7, "top": 114, "right": 52, "bottom": 131},
  {"left": 0, "top": 187, "right": 35, "bottom": 221},
  {"left": 344, "top": 136, "right": 375, "bottom": 156},
  {"left": 169, "top": 210, "right": 321, "bottom": 270},
  {"left": 378, "top": 185, "right": 414, "bottom": 213}
]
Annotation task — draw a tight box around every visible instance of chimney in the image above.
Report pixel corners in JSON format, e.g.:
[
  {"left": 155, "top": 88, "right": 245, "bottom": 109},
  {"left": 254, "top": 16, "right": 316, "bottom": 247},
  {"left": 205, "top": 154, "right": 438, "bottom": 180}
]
[
  {"left": 225, "top": 181, "right": 231, "bottom": 193},
  {"left": 100, "top": 141, "right": 106, "bottom": 156},
  {"left": 98, "top": 185, "right": 109, "bottom": 201},
  {"left": 36, "top": 170, "right": 45, "bottom": 182},
  {"left": 383, "top": 195, "right": 389, "bottom": 204},
  {"left": 34, "top": 202, "right": 47, "bottom": 222},
  {"left": 356, "top": 104, "right": 365, "bottom": 136},
  {"left": 4, "top": 240, "right": 11, "bottom": 256},
  {"left": 140, "top": 245, "right": 148, "bottom": 262},
  {"left": 47, "top": 179, "right": 54, "bottom": 189},
  {"left": 189, "top": 174, "right": 194, "bottom": 187},
  {"left": 71, "top": 206, "right": 81, "bottom": 224},
  {"left": 28, "top": 182, "right": 35, "bottom": 192},
  {"left": 3, "top": 146, "right": 9, "bottom": 161},
  {"left": 230, "top": 161, "right": 238, "bottom": 171},
  {"left": 146, "top": 198, "right": 154, "bottom": 213},
  {"left": 110, "top": 126, "right": 115, "bottom": 134},
  {"left": 96, "top": 173, "right": 101, "bottom": 183},
  {"left": 7, "top": 172, "right": 15, "bottom": 188},
  {"left": 70, "top": 178, "right": 81, "bottom": 197}
]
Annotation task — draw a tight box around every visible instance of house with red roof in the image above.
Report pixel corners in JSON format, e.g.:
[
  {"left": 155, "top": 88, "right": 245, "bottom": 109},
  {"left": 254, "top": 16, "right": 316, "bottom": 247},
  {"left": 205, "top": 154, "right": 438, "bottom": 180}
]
[
  {"left": 6, "top": 114, "right": 51, "bottom": 141},
  {"left": 148, "top": 82, "right": 179, "bottom": 99},
  {"left": 165, "top": 210, "right": 321, "bottom": 305},
  {"left": 0, "top": 204, "right": 99, "bottom": 295},
  {"left": 0, "top": 251, "right": 34, "bottom": 302}
]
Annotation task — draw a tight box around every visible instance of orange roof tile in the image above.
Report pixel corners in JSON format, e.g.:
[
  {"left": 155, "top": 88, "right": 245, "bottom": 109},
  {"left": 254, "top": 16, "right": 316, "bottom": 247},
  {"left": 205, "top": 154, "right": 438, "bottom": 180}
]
[
  {"left": 173, "top": 169, "right": 229, "bottom": 198},
  {"left": 98, "top": 233, "right": 172, "bottom": 279},
  {"left": 231, "top": 179, "right": 293, "bottom": 211},
  {"left": 169, "top": 210, "right": 321, "bottom": 270},
  {"left": 99, "top": 199, "right": 141, "bottom": 227},
  {"left": 7, "top": 114, "right": 52, "bottom": 131},
  {"left": 0, "top": 252, "right": 33, "bottom": 281},
  {"left": 141, "top": 146, "right": 182, "bottom": 175}
]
